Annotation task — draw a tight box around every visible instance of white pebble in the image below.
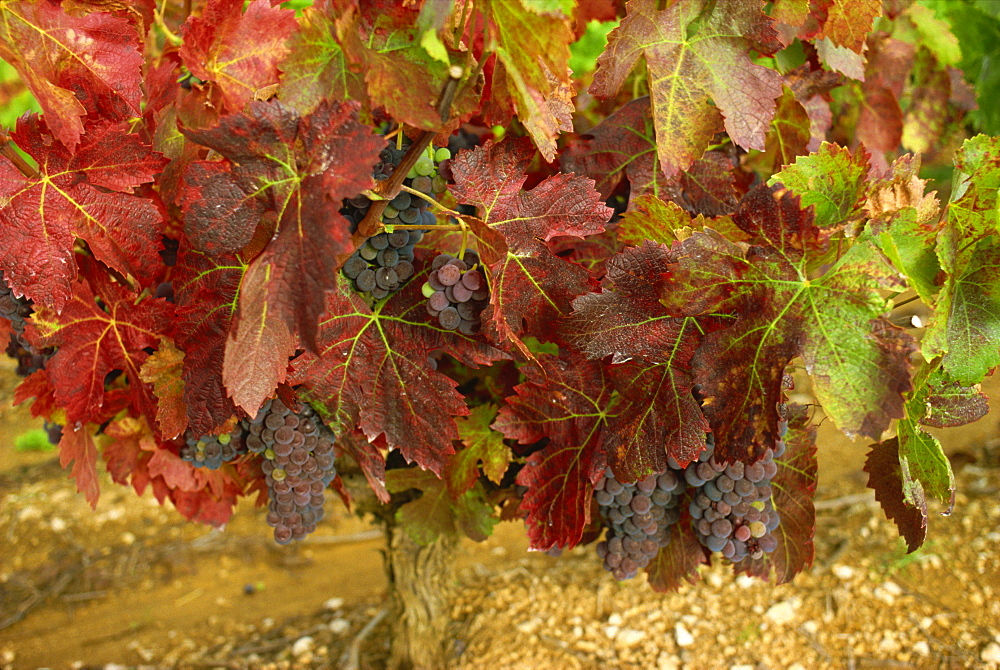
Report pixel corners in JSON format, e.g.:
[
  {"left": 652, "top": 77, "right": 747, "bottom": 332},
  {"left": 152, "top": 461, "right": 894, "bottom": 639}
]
[
  {"left": 832, "top": 564, "right": 855, "bottom": 580},
  {"left": 50, "top": 517, "right": 67, "bottom": 532},
  {"left": 730, "top": 665, "right": 754, "bottom": 670},
  {"left": 802, "top": 620, "right": 819, "bottom": 634},
  {"left": 328, "top": 618, "right": 350, "bottom": 634},
  {"left": 982, "top": 642, "right": 1000, "bottom": 664},
  {"left": 616, "top": 628, "right": 646, "bottom": 647},
  {"left": 913, "top": 640, "right": 930, "bottom": 657},
  {"left": 657, "top": 652, "right": 680, "bottom": 670},
  {"left": 675, "top": 623, "right": 694, "bottom": 647},
  {"left": 604, "top": 625, "right": 620, "bottom": 639},
  {"left": 291, "top": 636, "right": 314, "bottom": 656},
  {"left": 323, "top": 597, "right": 344, "bottom": 611},
  {"left": 765, "top": 601, "right": 797, "bottom": 625},
  {"left": 735, "top": 575, "right": 756, "bottom": 589},
  {"left": 608, "top": 612, "right": 624, "bottom": 626},
  {"left": 882, "top": 580, "right": 903, "bottom": 596}
]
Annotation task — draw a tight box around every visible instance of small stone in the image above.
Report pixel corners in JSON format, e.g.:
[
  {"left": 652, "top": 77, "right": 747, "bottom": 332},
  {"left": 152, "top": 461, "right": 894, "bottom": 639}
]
[
  {"left": 735, "top": 575, "right": 755, "bottom": 589},
  {"left": 832, "top": 564, "right": 855, "bottom": 580},
  {"left": 323, "top": 597, "right": 344, "bottom": 611},
  {"left": 328, "top": 619, "right": 350, "bottom": 634},
  {"left": 292, "top": 636, "right": 315, "bottom": 656},
  {"left": 802, "top": 620, "right": 819, "bottom": 635},
  {"left": 730, "top": 665, "right": 754, "bottom": 670},
  {"left": 675, "top": 623, "right": 694, "bottom": 647},
  {"left": 913, "top": 641, "right": 930, "bottom": 657},
  {"left": 788, "top": 664, "right": 807, "bottom": 670},
  {"left": 765, "top": 601, "right": 797, "bottom": 625},
  {"left": 882, "top": 580, "right": 902, "bottom": 596},
  {"left": 657, "top": 651, "right": 680, "bottom": 670},
  {"left": 608, "top": 613, "right": 624, "bottom": 626},
  {"left": 604, "top": 625, "right": 620, "bottom": 640},
  {"left": 616, "top": 628, "right": 646, "bottom": 647},
  {"left": 50, "top": 517, "right": 67, "bottom": 532},
  {"left": 982, "top": 642, "right": 1000, "bottom": 664}
]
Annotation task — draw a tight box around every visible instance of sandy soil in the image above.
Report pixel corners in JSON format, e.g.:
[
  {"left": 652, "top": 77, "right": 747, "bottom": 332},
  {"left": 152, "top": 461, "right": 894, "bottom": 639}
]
[{"left": 1, "top": 360, "right": 999, "bottom": 670}]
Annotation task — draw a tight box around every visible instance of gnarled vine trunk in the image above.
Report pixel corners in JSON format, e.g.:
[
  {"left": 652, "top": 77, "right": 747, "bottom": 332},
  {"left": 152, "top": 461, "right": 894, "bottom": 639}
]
[{"left": 385, "top": 523, "right": 459, "bottom": 670}]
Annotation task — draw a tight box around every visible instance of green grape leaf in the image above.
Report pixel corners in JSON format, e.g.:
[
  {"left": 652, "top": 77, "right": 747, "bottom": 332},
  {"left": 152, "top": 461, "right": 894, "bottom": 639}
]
[
  {"left": 769, "top": 142, "right": 870, "bottom": 232},
  {"left": 659, "top": 184, "right": 915, "bottom": 462},
  {"left": 448, "top": 404, "right": 512, "bottom": 497},
  {"left": 387, "top": 468, "right": 498, "bottom": 545}
]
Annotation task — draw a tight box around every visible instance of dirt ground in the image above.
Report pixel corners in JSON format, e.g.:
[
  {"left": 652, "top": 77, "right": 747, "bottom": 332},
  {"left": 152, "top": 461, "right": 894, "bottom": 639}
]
[{"left": 1, "top": 359, "right": 999, "bottom": 670}]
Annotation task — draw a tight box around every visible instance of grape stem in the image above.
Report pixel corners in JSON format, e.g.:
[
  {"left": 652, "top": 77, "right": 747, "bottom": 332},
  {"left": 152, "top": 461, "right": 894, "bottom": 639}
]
[
  {"left": 397, "top": 185, "right": 462, "bottom": 217},
  {"left": 0, "top": 134, "right": 39, "bottom": 180}
]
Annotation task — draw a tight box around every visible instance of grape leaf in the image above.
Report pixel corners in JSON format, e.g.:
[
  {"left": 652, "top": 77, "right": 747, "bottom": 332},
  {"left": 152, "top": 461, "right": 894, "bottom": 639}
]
[
  {"left": 278, "top": 0, "right": 366, "bottom": 115},
  {"left": 734, "top": 404, "right": 818, "bottom": 583},
  {"left": 0, "top": 0, "right": 143, "bottom": 149},
  {"left": 919, "top": 373, "right": 989, "bottom": 429},
  {"left": 744, "top": 86, "right": 811, "bottom": 178},
  {"left": 864, "top": 437, "right": 927, "bottom": 553},
  {"left": 817, "top": 0, "right": 881, "bottom": 52},
  {"left": 179, "top": 0, "right": 297, "bottom": 114},
  {"left": 894, "top": 362, "right": 956, "bottom": 509},
  {"left": 901, "top": 49, "right": 953, "bottom": 156},
  {"left": 591, "top": 0, "right": 783, "bottom": 178},
  {"left": 565, "top": 241, "right": 711, "bottom": 476},
  {"left": 449, "top": 138, "right": 611, "bottom": 356},
  {"left": 659, "top": 184, "right": 915, "bottom": 462},
  {"left": 59, "top": 425, "right": 101, "bottom": 509},
  {"left": 448, "top": 404, "right": 512, "bottom": 497},
  {"left": 24, "top": 271, "right": 174, "bottom": 428},
  {"left": 0, "top": 116, "right": 166, "bottom": 310},
  {"left": 560, "top": 97, "right": 661, "bottom": 202},
  {"left": 615, "top": 196, "right": 694, "bottom": 247},
  {"left": 924, "top": 236, "right": 1000, "bottom": 385},
  {"left": 769, "top": 142, "right": 870, "bottom": 231},
  {"left": 482, "top": 0, "right": 575, "bottom": 161},
  {"left": 290, "top": 274, "right": 509, "bottom": 476},
  {"left": 336, "top": 429, "right": 389, "bottom": 504},
  {"left": 493, "top": 353, "right": 614, "bottom": 550},
  {"left": 387, "top": 468, "right": 498, "bottom": 544},
  {"left": 855, "top": 83, "right": 903, "bottom": 160},
  {"left": 172, "top": 246, "right": 246, "bottom": 437},
  {"left": 336, "top": 1, "right": 478, "bottom": 132},
  {"left": 181, "top": 100, "right": 386, "bottom": 413},
  {"left": 138, "top": 338, "right": 189, "bottom": 441}
]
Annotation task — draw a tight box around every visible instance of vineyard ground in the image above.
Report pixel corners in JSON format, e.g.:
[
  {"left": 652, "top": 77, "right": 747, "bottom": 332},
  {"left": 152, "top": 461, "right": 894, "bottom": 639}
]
[{"left": 0, "top": 361, "right": 998, "bottom": 670}]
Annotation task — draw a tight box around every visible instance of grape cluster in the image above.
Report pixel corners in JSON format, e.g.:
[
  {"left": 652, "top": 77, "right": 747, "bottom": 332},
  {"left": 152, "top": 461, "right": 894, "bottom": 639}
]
[
  {"left": 341, "top": 141, "right": 451, "bottom": 301},
  {"left": 594, "top": 467, "right": 683, "bottom": 580},
  {"left": 421, "top": 251, "right": 489, "bottom": 334},
  {"left": 1, "top": 272, "right": 53, "bottom": 376},
  {"left": 684, "top": 429, "right": 784, "bottom": 562},
  {"left": 341, "top": 229, "right": 420, "bottom": 299},
  {"left": 0, "top": 271, "right": 33, "bottom": 340},
  {"left": 244, "top": 399, "right": 338, "bottom": 545},
  {"left": 180, "top": 423, "right": 249, "bottom": 470}
]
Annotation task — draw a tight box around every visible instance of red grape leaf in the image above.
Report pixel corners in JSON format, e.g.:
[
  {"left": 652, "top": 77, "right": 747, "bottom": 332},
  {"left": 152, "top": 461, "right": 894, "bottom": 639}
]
[
  {"left": 172, "top": 246, "right": 246, "bottom": 436},
  {"left": 615, "top": 196, "right": 708, "bottom": 247},
  {"left": 0, "top": 116, "right": 166, "bottom": 310},
  {"left": 337, "top": 429, "right": 389, "bottom": 504},
  {"left": 24, "top": 272, "right": 174, "bottom": 428},
  {"left": 645, "top": 510, "right": 710, "bottom": 592},
  {"left": 493, "top": 353, "right": 614, "bottom": 550},
  {"left": 335, "top": 1, "right": 478, "bottom": 133},
  {"left": 734, "top": 404, "right": 818, "bottom": 583},
  {"left": 560, "top": 97, "right": 666, "bottom": 203},
  {"left": 181, "top": 100, "right": 386, "bottom": 413},
  {"left": 481, "top": 0, "right": 575, "bottom": 161},
  {"left": 920, "top": 379, "right": 990, "bottom": 429},
  {"left": 591, "top": 0, "right": 783, "bottom": 178},
  {"left": 138, "top": 338, "right": 189, "bottom": 441},
  {"left": 179, "top": 0, "right": 297, "bottom": 114},
  {"left": 103, "top": 416, "right": 243, "bottom": 527},
  {"left": 447, "top": 404, "right": 512, "bottom": 497},
  {"left": 677, "top": 152, "right": 743, "bottom": 218},
  {"left": 291, "top": 274, "right": 509, "bottom": 476},
  {"left": 864, "top": 437, "right": 927, "bottom": 553},
  {"left": 450, "top": 138, "right": 611, "bottom": 356},
  {"left": 387, "top": 468, "right": 498, "bottom": 544},
  {"left": 14, "top": 370, "right": 59, "bottom": 420},
  {"left": 278, "top": 0, "right": 366, "bottom": 115},
  {"left": 59, "top": 425, "right": 101, "bottom": 509},
  {"left": 660, "top": 185, "right": 915, "bottom": 462},
  {"left": 817, "top": 0, "right": 881, "bottom": 53},
  {"left": 565, "top": 241, "right": 711, "bottom": 476},
  {"left": 856, "top": 83, "right": 903, "bottom": 160},
  {"left": 0, "top": 0, "right": 143, "bottom": 149}
]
